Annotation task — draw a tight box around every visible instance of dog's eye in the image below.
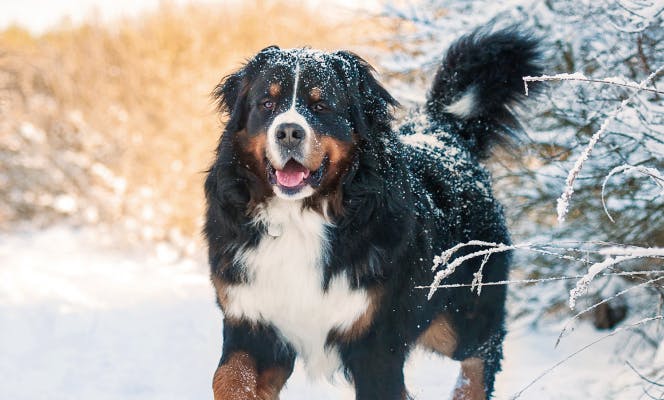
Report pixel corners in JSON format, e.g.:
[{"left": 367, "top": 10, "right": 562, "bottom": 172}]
[
  {"left": 311, "top": 102, "right": 328, "bottom": 112},
  {"left": 262, "top": 100, "right": 275, "bottom": 110}
]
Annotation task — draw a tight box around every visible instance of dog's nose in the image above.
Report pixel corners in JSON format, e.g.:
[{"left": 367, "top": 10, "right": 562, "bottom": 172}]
[{"left": 275, "top": 123, "right": 306, "bottom": 148}]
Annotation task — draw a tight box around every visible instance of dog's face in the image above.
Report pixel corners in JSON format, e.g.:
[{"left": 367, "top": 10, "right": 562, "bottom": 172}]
[{"left": 214, "top": 46, "right": 396, "bottom": 204}]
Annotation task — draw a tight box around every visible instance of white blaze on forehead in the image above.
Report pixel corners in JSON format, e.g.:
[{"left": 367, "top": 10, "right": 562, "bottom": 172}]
[
  {"left": 266, "top": 60, "right": 314, "bottom": 170},
  {"left": 289, "top": 61, "right": 301, "bottom": 109}
]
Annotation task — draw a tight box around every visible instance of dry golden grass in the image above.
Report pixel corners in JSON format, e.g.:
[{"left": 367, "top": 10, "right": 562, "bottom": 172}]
[{"left": 0, "top": 1, "right": 370, "bottom": 243}]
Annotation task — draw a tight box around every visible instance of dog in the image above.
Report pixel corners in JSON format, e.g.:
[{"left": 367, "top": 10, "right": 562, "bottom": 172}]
[{"left": 204, "top": 26, "right": 542, "bottom": 400}]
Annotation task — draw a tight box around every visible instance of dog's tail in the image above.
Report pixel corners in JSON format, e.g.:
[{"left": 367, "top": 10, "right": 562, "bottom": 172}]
[{"left": 426, "top": 26, "right": 543, "bottom": 159}]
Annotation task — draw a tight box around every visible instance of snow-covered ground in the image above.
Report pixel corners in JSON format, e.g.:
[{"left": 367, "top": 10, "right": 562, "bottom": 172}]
[{"left": 0, "top": 226, "right": 642, "bottom": 399}]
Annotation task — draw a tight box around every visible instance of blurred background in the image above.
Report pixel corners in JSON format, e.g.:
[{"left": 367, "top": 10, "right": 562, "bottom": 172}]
[
  {"left": 0, "top": 1, "right": 662, "bottom": 399},
  {"left": 0, "top": 0, "right": 380, "bottom": 244}
]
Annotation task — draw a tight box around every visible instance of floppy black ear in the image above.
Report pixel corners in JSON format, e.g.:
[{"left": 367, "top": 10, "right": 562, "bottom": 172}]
[
  {"left": 212, "top": 68, "right": 248, "bottom": 133},
  {"left": 212, "top": 72, "right": 242, "bottom": 115},
  {"left": 211, "top": 45, "right": 281, "bottom": 133},
  {"left": 332, "top": 51, "right": 399, "bottom": 138}
]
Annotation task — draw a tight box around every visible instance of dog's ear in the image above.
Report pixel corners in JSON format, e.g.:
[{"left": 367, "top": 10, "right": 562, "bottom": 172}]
[
  {"left": 212, "top": 68, "right": 249, "bottom": 133},
  {"left": 212, "top": 46, "right": 281, "bottom": 132},
  {"left": 212, "top": 72, "right": 242, "bottom": 114},
  {"left": 332, "top": 51, "right": 398, "bottom": 138}
]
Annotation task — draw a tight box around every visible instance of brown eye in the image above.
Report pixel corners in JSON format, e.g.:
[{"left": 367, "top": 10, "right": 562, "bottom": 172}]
[
  {"left": 312, "top": 102, "right": 328, "bottom": 112},
  {"left": 262, "top": 100, "right": 275, "bottom": 110}
]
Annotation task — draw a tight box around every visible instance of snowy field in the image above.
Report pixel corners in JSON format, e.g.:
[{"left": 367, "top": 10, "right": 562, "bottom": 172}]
[{"left": 0, "top": 226, "right": 642, "bottom": 400}]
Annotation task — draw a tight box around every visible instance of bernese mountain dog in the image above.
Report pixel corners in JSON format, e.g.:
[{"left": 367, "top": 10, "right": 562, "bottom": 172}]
[{"left": 204, "top": 26, "right": 542, "bottom": 400}]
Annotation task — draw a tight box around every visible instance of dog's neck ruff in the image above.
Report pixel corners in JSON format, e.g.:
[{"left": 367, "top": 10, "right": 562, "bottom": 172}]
[{"left": 225, "top": 198, "right": 370, "bottom": 379}]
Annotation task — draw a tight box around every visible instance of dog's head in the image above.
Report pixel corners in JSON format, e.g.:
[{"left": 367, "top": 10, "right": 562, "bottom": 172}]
[{"left": 213, "top": 46, "right": 396, "bottom": 205}]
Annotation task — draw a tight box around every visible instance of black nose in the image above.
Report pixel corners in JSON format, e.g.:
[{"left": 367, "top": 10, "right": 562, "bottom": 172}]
[{"left": 275, "top": 123, "right": 305, "bottom": 148}]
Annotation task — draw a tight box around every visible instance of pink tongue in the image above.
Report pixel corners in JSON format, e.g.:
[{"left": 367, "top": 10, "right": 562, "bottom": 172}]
[{"left": 275, "top": 161, "right": 311, "bottom": 188}]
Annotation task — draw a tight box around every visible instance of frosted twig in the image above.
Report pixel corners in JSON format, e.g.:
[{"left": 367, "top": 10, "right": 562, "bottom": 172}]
[
  {"left": 523, "top": 73, "right": 664, "bottom": 96},
  {"left": 429, "top": 242, "right": 530, "bottom": 299},
  {"left": 626, "top": 361, "right": 664, "bottom": 387},
  {"left": 554, "top": 65, "right": 664, "bottom": 223},
  {"left": 471, "top": 253, "right": 491, "bottom": 295},
  {"left": 416, "top": 270, "right": 664, "bottom": 291},
  {"left": 428, "top": 240, "right": 664, "bottom": 299},
  {"left": 556, "top": 276, "right": 664, "bottom": 347},
  {"left": 510, "top": 316, "right": 664, "bottom": 400},
  {"left": 602, "top": 164, "right": 664, "bottom": 222},
  {"left": 567, "top": 248, "right": 663, "bottom": 308},
  {"left": 431, "top": 242, "right": 592, "bottom": 287},
  {"left": 569, "top": 256, "right": 632, "bottom": 309},
  {"left": 599, "top": 246, "right": 664, "bottom": 257},
  {"left": 431, "top": 240, "right": 507, "bottom": 271}
]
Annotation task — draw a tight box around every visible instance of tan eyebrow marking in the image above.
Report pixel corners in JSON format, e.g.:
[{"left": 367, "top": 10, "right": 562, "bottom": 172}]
[
  {"left": 269, "top": 83, "right": 281, "bottom": 97},
  {"left": 310, "top": 87, "right": 322, "bottom": 102}
]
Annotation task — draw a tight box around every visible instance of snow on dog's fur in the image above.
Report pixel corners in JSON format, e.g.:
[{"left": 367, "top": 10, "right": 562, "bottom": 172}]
[{"left": 205, "top": 26, "right": 542, "bottom": 399}]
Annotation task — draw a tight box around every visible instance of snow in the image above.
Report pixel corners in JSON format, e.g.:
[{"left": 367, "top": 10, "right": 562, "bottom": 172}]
[
  {"left": 568, "top": 256, "right": 629, "bottom": 310},
  {"left": 0, "top": 226, "right": 648, "bottom": 399},
  {"left": 399, "top": 132, "right": 445, "bottom": 149},
  {"left": 555, "top": 65, "right": 664, "bottom": 223},
  {"left": 523, "top": 73, "right": 662, "bottom": 96},
  {"left": 523, "top": 73, "right": 586, "bottom": 96}
]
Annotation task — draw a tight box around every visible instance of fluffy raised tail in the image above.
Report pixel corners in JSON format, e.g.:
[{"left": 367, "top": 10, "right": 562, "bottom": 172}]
[{"left": 426, "top": 26, "right": 544, "bottom": 158}]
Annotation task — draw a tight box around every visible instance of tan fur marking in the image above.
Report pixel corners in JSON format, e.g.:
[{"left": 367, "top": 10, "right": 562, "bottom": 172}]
[
  {"left": 452, "top": 358, "right": 486, "bottom": 400},
  {"left": 332, "top": 287, "right": 382, "bottom": 342},
  {"left": 211, "top": 274, "right": 230, "bottom": 310},
  {"left": 309, "top": 87, "right": 322, "bottom": 102},
  {"left": 302, "top": 132, "right": 357, "bottom": 218},
  {"left": 234, "top": 129, "right": 267, "bottom": 169},
  {"left": 418, "top": 314, "right": 458, "bottom": 358},
  {"left": 213, "top": 352, "right": 258, "bottom": 400},
  {"left": 269, "top": 83, "right": 281, "bottom": 97},
  {"left": 234, "top": 129, "right": 272, "bottom": 208},
  {"left": 256, "top": 366, "right": 291, "bottom": 399},
  {"left": 212, "top": 352, "right": 290, "bottom": 400},
  {"left": 244, "top": 131, "right": 267, "bottom": 169},
  {"left": 303, "top": 134, "right": 353, "bottom": 173}
]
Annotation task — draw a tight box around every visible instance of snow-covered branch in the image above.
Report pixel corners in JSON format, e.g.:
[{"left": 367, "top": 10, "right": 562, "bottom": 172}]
[
  {"left": 602, "top": 164, "right": 664, "bottom": 222},
  {"left": 555, "top": 65, "right": 664, "bottom": 223},
  {"left": 428, "top": 240, "right": 664, "bottom": 307},
  {"left": 417, "top": 270, "right": 664, "bottom": 291},
  {"left": 523, "top": 72, "right": 664, "bottom": 96}
]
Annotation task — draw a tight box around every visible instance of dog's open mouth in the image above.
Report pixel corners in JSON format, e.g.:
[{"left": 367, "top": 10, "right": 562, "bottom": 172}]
[
  {"left": 276, "top": 160, "right": 310, "bottom": 187},
  {"left": 267, "top": 158, "right": 326, "bottom": 191}
]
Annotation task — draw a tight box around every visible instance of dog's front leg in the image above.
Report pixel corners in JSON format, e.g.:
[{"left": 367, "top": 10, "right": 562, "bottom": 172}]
[
  {"left": 213, "top": 320, "right": 295, "bottom": 400},
  {"left": 340, "top": 336, "right": 410, "bottom": 400}
]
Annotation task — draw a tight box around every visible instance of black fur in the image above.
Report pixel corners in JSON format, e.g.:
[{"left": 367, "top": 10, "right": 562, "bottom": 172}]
[
  {"left": 205, "top": 26, "right": 543, "bottom": 399},
  {"left": 426, "top": 26, "right": 543, "bottom": 158}
]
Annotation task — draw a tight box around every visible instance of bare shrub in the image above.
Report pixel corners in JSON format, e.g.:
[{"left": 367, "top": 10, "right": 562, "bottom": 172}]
[{"left": 0, "top": 1, "right": 367, "bottom": 248}]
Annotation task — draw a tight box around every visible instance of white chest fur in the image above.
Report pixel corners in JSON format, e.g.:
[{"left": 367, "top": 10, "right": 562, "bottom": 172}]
[{"left": 225, "top": 198, "right": 370, "bottom": 378}]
